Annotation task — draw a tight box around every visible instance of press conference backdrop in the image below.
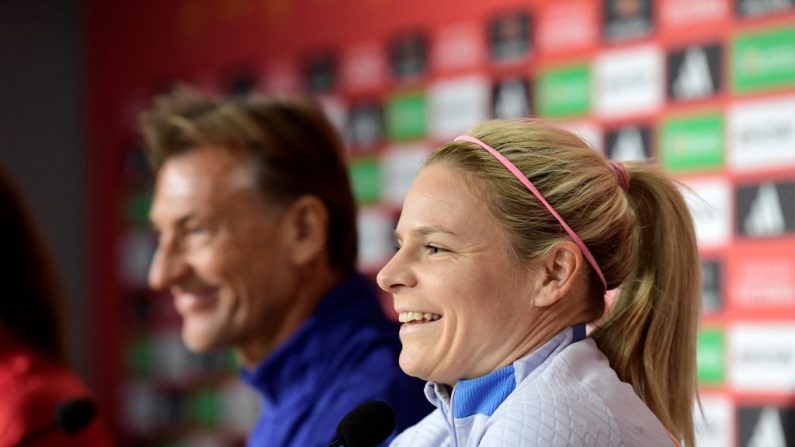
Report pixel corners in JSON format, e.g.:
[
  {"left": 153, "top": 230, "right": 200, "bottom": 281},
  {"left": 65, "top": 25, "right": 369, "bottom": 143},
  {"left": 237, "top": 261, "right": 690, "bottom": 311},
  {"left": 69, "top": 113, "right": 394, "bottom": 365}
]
[{"left": 86, "top": 0, "right": 795, "bottom": 446}]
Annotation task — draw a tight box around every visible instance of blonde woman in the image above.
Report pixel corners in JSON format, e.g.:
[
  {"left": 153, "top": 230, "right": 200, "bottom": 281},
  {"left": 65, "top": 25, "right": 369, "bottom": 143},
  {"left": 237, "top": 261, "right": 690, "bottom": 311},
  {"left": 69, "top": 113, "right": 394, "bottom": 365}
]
[{"left": 378, "top": 120, "right": 699, "bottom": 446}]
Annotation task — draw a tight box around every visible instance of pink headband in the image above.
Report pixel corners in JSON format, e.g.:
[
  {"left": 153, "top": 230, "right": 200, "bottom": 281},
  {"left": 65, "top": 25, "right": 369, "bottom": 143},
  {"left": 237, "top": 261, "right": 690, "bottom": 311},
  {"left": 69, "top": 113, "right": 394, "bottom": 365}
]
[{"left": 453, "top": 135, "right": 608, "bottom": 290}]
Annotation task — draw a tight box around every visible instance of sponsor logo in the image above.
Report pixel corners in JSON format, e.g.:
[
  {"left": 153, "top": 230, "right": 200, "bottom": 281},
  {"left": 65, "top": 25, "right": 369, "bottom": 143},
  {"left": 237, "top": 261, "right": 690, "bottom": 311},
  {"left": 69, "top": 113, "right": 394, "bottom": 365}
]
[
  {"left": 594, "top": 45, "right": 664, "bottom": 118},
  {"left": 730, "top": 324, "right": 795, "bottom": 392},
  {"left": 695, "top": 395, "right": 733, "bottom": 447},
  {"left": 736, "top": 180, "right": 795, "bottom": 238},
  {"left": 357, "top": 208, "right": 395, "bottom": 271},
  {"left": 341, "top": 43, "right": 386, "bottom": 91},
  {"left": 303, "top": 51, "right": 337, "bottom": 93},
  {"left": 381, "top": 144, "right": 430, "bottom": 207},
  {"left": 660, "top": 112, "right": 723, "bottom": 172},
  {"left": 432, "top": 23, "right": 484, "bottom": 72},
  {"left": 667, "top": 43, "right": 722, "bottom": 101},
  {"left": 385, "top": 92, "right": 427, "bottom": 140},
  {"left": 428, "top": 76, "right": 490, "bottom": 138},
  {"left": 560, "top": 122, "right": 603, "bottom": 152},
  {"left": 389, "top": 31, "right": 428, "bottom": 80},
  {"left": 732, "top": 25, "right": 795, "bottom": 93},
  {"left": 488, "top": 11, "right": 532, "bottom": 61},
  {"left": 728, "top": 247, "right": 795, "bottom": 312},
  {"left": 660, "top": 0, "right": 728, "bottom": 29},
  {"left": 349, "top": 158, "right": 380, "bottom": 203},
  {"left": 347, "top": 102, "right": 383, "bottom": 152},
  {"left": 226, "top": 71, "right": 257, "bottom": 96},
  {"left": 738, "top": 405, "right": 795, "bottom": 446},
  {"left": 493, "top": 77, "right": 532, "bottom": 119},
  {"left": 537, "top": 1, "right": 596, "bottom": 54},
  {"left": 697, "top": 327, "right": 726, "bottom": 385},
  {"left": 263, "top": 61, "right": 300, "bottom": 94},
  {"left": 316, "top": 96, "right": 348, "bottom": 140},
  {"left": 603, "top": 0, "right": 653, "bottom": 41},
  {"left": 729, "top": 96, "right": 795, "bottom": 171},
  {"left": 536, "top": 63, "right": 590, "bottom": 118},
  {"left": 120, "top": 230, "right": 156, "bottom": 287},
  {"left": 680, "top": 177, "right": 732, "bottom": 247},
  {"left": 736, "top": 0, "right": 795, "bottom": 17},
  {"left": 606, "top": 125, "right": 652, "bottom": 161},
  {"left": 702, "top": 259, "right": 723, "bottom": 314}
]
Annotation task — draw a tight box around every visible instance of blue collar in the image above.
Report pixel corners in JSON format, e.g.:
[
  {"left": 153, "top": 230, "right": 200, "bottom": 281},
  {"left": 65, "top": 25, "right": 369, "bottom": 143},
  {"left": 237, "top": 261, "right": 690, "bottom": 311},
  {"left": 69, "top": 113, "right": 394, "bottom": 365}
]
[
  {"left": 427, "top": 324, "right": 587, "bottom": 419},
  {"left": 240, "top": 273, "right": 382, "bottom": 407}
]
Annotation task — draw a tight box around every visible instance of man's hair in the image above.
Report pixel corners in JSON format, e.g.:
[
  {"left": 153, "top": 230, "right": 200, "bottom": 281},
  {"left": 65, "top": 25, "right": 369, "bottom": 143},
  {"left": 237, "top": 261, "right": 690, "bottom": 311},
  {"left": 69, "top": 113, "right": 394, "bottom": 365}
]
[{"left": 140, "top": 85, "right": 358, "bottom": 274}]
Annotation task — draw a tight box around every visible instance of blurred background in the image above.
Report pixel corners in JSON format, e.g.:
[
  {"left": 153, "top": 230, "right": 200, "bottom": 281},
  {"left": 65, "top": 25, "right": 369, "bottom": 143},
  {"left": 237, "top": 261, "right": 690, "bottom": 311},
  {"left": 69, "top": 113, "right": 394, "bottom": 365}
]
[{"left": 1, "top": 0, "right": 794, "bottom": 446}]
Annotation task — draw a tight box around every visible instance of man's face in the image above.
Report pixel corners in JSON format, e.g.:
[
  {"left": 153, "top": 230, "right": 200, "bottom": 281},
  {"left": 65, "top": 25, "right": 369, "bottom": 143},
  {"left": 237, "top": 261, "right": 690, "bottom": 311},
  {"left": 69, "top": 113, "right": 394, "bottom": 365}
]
[{"left": 148, "top": 146, "right": 295, "bottom": 359}]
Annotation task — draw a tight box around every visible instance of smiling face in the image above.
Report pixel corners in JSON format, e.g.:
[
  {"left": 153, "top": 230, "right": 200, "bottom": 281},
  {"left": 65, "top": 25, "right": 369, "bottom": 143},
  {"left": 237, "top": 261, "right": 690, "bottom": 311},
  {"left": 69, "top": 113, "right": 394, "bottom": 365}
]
[
  {"left": 148, "top": 146, "right": 297, "bottom": 361},
  {"left": 377, "top": 163, "right": 544, "bottom": 385}
]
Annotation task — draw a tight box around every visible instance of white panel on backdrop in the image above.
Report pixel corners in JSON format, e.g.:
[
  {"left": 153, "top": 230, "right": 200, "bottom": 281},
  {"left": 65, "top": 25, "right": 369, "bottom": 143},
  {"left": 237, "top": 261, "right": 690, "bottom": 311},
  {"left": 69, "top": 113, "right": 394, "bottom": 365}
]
[
  {"left": 537, "top": 1, "right": 596, "bottom": 54},
  {"left": 341, "top": 43, "right": 387, "bottom": 91},
  {"left": 558, "top": 121, "right": 603, "bottom": 153},
  {"left": 694, "top": 394, "right": 734, "bottom": 447},
  {"left": 729, "top": 323, "right": 795, "bottom": 392},
  {"left": 729, "top": 96, "right": 795, "bottom": 172},
  {"left": 432, "top": 23, "right": 484, "bottom": 72},
  {"left": 357, "top": 207, "right": 394, "bottom": 271},
  {"left": 119, "top": 229, "right": 156, "bottom": 287},
  {"left": 594, "top": 45, "right": 664, "bottom": 118},
  {"left": 680, "top": 177, "right": 732, "bottom": 247},
  {"left": 316, "top": 95, "right": 349, "bottom": 143},
  {"left": 660, "top": 0, "right": 728, "bottom": 28},
  {"left": 381, "top": 143, "right": 430, "bottom": 207},
  {"left": 429, "top": 75, "right": 490, "bottom": 138},
  {"left": 218, "top": 379, "right": 261, "bottom": 435}
]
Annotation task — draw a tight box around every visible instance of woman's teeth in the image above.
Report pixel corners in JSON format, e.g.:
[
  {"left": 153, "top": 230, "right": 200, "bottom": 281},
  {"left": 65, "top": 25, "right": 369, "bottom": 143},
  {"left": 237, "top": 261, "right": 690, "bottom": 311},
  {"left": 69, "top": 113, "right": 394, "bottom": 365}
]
[{"left": 398, "top": 312, "right": 442, "bottom": 323}]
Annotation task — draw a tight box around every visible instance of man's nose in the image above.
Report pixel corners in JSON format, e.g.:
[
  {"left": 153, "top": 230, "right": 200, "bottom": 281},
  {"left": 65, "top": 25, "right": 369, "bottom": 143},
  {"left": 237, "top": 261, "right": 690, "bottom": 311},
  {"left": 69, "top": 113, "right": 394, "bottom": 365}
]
[{"left": 147, "top": 241, "right": 190, "bottom": 291}]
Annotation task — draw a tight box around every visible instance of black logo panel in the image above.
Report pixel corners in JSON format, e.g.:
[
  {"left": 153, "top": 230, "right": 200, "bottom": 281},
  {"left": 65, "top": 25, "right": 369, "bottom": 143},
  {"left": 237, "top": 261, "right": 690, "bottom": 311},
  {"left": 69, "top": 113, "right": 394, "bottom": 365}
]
[
  {"left": 736, "top": 180, "right": 795, "bottom": 238},
  {"left": 492, "top": 77, "right": 532, "bottom": 119},
  {"left": 667, "top": 43, "right": 722, "bottom": 101},
  {"left": 489, "top": 11, "right": 532, "bottom": 61},
  {"left": 603, "top": 0, "right": 653, "bottom": 42},
  {"left": 605, "top": 125, "right": 652, "bottom": 161}
]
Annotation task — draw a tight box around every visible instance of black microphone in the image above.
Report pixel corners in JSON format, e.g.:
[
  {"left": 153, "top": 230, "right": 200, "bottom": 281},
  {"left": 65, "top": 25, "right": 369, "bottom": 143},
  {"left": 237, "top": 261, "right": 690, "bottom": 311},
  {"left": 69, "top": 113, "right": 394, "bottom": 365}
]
[
  {"left": 326, "top": 400, "right": 396, "bottom": 447},
  {"left": 16, "top": 397, "right": 97, "bottom": 446}
]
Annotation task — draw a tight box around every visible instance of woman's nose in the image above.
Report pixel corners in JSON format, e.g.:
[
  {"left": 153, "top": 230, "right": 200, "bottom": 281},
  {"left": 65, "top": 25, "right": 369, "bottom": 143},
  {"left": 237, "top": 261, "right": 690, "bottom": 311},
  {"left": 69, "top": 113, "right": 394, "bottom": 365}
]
[{"left": 376, "top": 248, "right": 416, "bottom": 293}]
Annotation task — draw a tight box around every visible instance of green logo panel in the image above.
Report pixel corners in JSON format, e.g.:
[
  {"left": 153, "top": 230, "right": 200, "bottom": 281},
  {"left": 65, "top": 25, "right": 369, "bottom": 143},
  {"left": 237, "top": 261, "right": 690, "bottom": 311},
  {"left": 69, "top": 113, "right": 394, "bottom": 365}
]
[
  {"left": 697, "top": 327, "right": 725, "bottom": 386},
  {"left": 349, "top": 158, "right": 380, "bottom": 203},
  {"left": 536, "top": 63, "right": 590, "bottom": 118},
  {"left": 732, "top": 25, "right": 795, "bottom": 93},
  {"left": 385, "top": 92, "right": 427, "bottom": 140},
  {"left": 660, "top": 111, "right": 723, "bottom": 172}
]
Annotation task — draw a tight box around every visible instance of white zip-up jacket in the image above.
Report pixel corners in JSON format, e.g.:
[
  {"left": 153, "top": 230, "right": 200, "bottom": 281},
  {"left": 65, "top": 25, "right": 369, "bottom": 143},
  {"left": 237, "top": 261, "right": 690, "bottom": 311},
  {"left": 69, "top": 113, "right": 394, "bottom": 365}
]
[{"left": 391, "top": 326, "right": 676, "bottom": 446}]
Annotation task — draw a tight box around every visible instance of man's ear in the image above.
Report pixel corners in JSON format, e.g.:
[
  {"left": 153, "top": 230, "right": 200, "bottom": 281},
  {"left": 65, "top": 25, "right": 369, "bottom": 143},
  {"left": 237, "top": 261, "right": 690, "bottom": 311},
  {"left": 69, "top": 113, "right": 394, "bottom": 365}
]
[
  {"left": 282, "top": 195, "right": 329, "bottom": 266},
  {"left": 532, "top": 241, "right": 582, "bottom": 308}
]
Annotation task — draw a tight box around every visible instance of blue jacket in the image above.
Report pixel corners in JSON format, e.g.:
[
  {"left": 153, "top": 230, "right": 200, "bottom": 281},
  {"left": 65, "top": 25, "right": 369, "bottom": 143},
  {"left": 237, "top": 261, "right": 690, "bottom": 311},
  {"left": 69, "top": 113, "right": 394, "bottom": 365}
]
[{"left": 241, "top": 273, "right": 432, "bottom": 447}]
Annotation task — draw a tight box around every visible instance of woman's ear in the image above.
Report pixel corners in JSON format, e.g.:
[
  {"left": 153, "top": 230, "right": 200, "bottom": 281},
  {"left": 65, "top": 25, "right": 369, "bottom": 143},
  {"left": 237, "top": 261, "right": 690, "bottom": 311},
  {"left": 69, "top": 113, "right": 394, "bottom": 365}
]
[
  {"left": 533, "top": 241, "right": 582, "bottom": 308},
  {"left": 283, "top": 195, "right": 329, "bottom": 266}
]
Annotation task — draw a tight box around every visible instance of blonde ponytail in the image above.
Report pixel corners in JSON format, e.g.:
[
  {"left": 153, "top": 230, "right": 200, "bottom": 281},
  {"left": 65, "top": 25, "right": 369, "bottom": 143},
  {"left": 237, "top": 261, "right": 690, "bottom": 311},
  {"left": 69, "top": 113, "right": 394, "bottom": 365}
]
[{"left": 590, "top": 163, "right": 700, "bottom": 446}]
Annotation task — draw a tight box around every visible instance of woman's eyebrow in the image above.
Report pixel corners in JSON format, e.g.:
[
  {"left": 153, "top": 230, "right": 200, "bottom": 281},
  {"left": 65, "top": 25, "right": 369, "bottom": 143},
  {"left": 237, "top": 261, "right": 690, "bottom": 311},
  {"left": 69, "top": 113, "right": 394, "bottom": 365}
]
[
  {"left": 412, "top": 225, "right": 457, "bottom": 237},
  {"left": 394, "top": 224, "right": 457, "bottom": 242}
]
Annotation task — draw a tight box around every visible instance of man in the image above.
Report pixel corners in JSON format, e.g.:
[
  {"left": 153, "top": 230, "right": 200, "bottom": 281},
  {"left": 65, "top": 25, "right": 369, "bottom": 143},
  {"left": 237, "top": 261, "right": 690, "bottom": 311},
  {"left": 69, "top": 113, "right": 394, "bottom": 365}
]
[{"left": 142, "top": 86, "right": 430, "bottom": 446}]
